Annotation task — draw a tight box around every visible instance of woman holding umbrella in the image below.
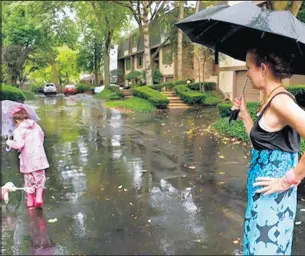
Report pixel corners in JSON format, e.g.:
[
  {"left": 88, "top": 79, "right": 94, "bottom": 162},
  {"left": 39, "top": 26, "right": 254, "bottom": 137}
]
[
  {"left": 175, "top": 2, "right": 305, "bottom": 254},
  {"left": 233, "top": 47, "right": 305, "bottom": 255}
]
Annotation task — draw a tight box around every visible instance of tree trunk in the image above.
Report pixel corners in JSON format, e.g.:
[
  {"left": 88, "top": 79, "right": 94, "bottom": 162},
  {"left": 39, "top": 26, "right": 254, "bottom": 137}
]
[
  {"left": 94, "top": 41, "right": 99, "bottom": 86},
  {"left": 142, "top": 2, "right": 152, "bottom": 85},
  {"left": 290, "top": 1, "right": 302, "bottom": 16},
  {"left": 51, "top": 61, "right": 59, "bottom": 86},
  {"left": 104, "top": 20, "right": 112, "bottom": 87},
  {"left": 177, "top": 2, "right": 184, "bottom": 80},
  {"left": 269, "top": 1, "right": 291, "bottom": 11},
  {"left": 193, "top": 1, "right": 201, "bottom": 85}
]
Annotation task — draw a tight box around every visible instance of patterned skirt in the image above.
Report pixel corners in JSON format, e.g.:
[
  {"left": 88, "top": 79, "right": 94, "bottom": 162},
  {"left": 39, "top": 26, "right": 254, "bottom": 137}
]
[{"left": 243, "top": 149, "right": 298, "bottom": 255}]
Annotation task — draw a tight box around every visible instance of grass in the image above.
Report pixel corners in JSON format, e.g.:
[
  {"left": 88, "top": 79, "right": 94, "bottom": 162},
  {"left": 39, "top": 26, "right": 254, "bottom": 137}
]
[{"left": 105, "top": 97, "right": 157, "bottom": 113}]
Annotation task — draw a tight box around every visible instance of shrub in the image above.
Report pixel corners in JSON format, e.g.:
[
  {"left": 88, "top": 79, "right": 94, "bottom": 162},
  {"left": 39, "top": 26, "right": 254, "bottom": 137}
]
[
  {"left": 286, "top": 85, "right": 305, "bottom": 107},
  {"left": 76, "top": 83, "right": 93, "bottom": 93},
  {"left": 132, "top": 86, "right": 169, "bottom": 108},
  {"left": 125, "top": 70, "right": 143, "bottom": 81},
  {"left": 94, "top": 87, "right": 124, "bottom": 101},
  {"left": 175, "top": 84, "right": 206, "bottom": 104},
  {"left": 22, "top": 90, "right": 36, "bottom": 100},
  {"left": 108, "top": 86, "right": 124, "bottom": 98},
  {"left": 152, "top": 69, "right": 163, "bottom": 84},
  {"left": 1, "top": 85, "right": 25, "bottom": 102},
  {"left": 105, "top": 97, "right": 157, "bottom": 112},
  {"left": 31, "top": 84, "right": 44, "bottom": 93}
]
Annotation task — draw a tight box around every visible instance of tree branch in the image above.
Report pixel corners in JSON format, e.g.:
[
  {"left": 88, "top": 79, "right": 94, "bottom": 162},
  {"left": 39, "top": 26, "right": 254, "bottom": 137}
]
[
  {"left": 151, "top": 35, "right": 171, "bottom": 59},
  {"left": 149, "top": 1, "right": 167, "bottom": 22}
]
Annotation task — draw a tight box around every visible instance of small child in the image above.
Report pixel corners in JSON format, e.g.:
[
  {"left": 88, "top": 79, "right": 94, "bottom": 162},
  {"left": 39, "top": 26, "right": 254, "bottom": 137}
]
[{"left": 6, "top": 108, "right": 49, "bottom": 208}]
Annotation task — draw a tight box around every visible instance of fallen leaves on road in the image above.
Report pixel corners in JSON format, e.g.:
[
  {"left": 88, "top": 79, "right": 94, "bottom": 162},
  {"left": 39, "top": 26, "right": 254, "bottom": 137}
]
[
  {"left": 48, "top": 218, "right": 58, "bottom": 223},
  {"left": 219, "top": 155, "right": 225, "bottom": 159}
]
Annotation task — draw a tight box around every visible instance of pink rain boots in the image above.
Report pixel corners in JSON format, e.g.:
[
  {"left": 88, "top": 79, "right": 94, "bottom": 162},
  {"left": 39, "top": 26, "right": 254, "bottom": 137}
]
[
  {"left": 35, "top": 188, "right": 44, "bottom": 208},
  {"left": 26, "top": 193, "right": 35, "bottom": 208}
]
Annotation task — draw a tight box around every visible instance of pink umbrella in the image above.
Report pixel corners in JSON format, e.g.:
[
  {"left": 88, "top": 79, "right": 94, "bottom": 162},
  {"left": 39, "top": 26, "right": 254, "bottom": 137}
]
[{"left": 1, "top": 100, "right": 40, "bottom": 138}]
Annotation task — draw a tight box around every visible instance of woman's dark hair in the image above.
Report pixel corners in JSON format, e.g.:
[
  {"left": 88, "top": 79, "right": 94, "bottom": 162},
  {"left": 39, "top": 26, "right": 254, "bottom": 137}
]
[
  {"left": 247, "top": 48, "right": 295, "bottom": 79},
  {"left": 13, "top": 108, "right": 29, "bottom": 124}
]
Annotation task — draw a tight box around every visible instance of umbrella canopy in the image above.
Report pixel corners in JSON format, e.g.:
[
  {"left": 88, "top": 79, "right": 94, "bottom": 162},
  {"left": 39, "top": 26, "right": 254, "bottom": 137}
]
[
  {"left": 175, "top": 2, "right": 305, "bottom": 75},
  {"left": 1, "top": 100, "right": 40, "bottom": 137}
]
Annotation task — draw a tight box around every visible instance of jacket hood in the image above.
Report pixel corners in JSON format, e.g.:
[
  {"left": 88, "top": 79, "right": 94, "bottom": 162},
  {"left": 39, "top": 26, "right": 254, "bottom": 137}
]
[{"left": 19, "top": 119, "right": 36, "bottom": 129}]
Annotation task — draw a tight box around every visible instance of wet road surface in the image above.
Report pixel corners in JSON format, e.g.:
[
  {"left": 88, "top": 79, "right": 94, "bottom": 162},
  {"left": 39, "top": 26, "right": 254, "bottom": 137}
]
[{"left": 2, "top": 94, "right": 305, "bottom": 255}]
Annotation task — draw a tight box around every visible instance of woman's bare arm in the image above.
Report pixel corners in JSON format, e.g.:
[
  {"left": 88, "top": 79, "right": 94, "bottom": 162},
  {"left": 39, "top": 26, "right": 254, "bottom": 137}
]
[{"left": 272, "top": 94, "right": 305, "bottom": 181}]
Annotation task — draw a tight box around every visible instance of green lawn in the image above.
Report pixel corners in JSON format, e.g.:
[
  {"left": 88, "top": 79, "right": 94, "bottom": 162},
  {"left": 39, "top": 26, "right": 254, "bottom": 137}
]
[{"left": 105, "top": 97, "right": 157, "bottom": 113}]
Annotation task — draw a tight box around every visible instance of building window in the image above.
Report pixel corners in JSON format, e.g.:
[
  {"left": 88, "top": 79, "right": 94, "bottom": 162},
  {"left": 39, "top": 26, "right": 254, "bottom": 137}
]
[
  {"left": 125, "top": 57, "right": 131, "bottom": 71},
  {"left": 162, "top": 46, "right": 173, "bottom": 65},
  {"left": 137, "top": 54, "right": 143, "bottom": 68},
  {"left": 132, "top": 34, "right": 137, "bottom": 48}
]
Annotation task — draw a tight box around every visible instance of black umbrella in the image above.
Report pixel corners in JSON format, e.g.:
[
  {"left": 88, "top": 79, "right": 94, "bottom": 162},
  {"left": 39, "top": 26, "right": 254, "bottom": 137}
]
[{"left": 175, "top": 2, "right": 305, "bottom": 122}]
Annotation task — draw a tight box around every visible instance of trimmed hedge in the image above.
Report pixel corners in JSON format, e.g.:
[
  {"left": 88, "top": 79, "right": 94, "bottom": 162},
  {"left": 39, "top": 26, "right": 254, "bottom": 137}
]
[
  {"left": 175, "top": 84, "right": 206, "bottom": 104},
  {"left": 204, "top": 96, "right": 222, "bottom": 106},
  {"left": 188, "top": 82, "right": 216, "bottom": 91},
  {"left": 287, "top": 85, "right": 305, "bottom": 107},
  {"left": 132, "top": 86, "right": 169, "bottom": 109},
  {"left": 217, "top": 102, "right": 260, "bottom": 118},
  {"left": 217, "top": 102, "right": 233, "bottom": 118},
  {"left": 1, "top": 85, "right": 25, "bottom": 102},
  {"left": 147, "top": 84, "right": 165, "bottom": 91}
]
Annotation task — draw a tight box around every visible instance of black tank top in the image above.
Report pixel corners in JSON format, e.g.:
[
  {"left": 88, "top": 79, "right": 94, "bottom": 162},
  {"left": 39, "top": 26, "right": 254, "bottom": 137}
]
[{"left": 250, "top": 92, "right": 300, "bottom": 153}]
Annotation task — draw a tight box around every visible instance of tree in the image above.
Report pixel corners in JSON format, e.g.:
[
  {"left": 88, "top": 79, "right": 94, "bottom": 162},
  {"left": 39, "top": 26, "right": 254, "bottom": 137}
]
[
  {"left": 56, "top": 46, "right": 79, "bottom": 86},
  {"left": 2, "top": 1, "right": 78, "bottom": 86},
  {"left": 177, "top": 1, "right": 184, "bottom": 80},
  {"left": 112, "top": 1, "right": 170, "bottom": 85},
  {"left": 73, "top": 2, "right": 130, "bottom": 86}
]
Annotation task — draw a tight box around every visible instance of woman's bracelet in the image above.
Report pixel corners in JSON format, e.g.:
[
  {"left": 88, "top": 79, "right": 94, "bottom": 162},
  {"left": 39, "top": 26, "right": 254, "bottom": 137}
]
[{"left": 284, "top": 168, "right": 300, "bottom": 186}]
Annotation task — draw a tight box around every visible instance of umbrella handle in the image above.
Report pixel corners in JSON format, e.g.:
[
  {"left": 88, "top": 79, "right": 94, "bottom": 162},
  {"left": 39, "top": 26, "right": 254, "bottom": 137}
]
[{"left": 5, "top": 146, "right": 11, "bottom": 152}]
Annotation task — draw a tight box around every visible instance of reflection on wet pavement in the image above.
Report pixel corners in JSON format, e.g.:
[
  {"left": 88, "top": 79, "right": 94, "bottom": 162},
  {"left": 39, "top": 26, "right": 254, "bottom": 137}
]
[{"left": 2, "top": 94, "right": 305, "bottom": 255}]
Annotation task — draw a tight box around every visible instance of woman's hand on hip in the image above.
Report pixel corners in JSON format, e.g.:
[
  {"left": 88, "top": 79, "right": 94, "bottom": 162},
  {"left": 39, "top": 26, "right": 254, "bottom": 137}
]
[
  {"left": 253, "top": 177, "right": 292, "bottom": 196},
  {"left": 232, "top": 94, "right": 249, "bottom": 120}
]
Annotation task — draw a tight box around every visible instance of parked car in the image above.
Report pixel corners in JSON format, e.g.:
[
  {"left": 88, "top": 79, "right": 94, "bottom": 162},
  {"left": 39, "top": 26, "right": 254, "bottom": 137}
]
[
  {"left": 43, "top": 83, "right": 57, "bottom": 95},
  {"left": 64, "top": 84, "right": 77, "bottom": 95}
]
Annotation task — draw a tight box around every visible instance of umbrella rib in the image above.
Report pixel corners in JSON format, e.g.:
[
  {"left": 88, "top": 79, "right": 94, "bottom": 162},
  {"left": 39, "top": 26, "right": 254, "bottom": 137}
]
[
  {"left": 219, "top": 25, "right": 243, "bottom": 44},
  {"left": 195, "top": 21, "right": 220, "bottom": 39}
]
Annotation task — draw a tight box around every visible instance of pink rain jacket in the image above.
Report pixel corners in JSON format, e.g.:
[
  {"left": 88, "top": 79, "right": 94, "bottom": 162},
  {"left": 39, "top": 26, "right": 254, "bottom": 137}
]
[{"left": 6, "top": 119, "right": 49, "bottom": 173}]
